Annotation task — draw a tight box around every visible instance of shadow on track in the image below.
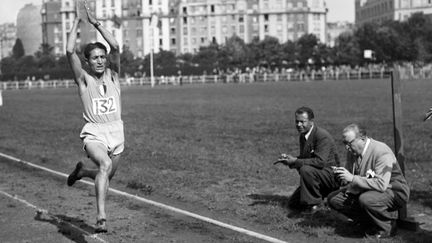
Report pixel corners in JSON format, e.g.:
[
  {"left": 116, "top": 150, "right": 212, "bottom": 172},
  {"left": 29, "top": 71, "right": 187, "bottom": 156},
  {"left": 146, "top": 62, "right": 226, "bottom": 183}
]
[{"left": 35, "top": 213, "right": 100, "bottom": 243}]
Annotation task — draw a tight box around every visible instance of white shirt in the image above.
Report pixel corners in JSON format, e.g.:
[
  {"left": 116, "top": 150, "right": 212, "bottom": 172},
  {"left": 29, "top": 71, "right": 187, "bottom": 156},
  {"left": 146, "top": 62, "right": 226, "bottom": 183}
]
[
  {"left": 361, "top": 138, "right": 371, "bottom": 158},
  {"left": 304, "top": 125, "right": 314, "bottom": 140}
]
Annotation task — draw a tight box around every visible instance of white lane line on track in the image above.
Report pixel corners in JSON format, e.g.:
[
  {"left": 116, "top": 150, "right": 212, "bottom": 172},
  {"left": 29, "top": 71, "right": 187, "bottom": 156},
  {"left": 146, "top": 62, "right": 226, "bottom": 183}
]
[
  {"left": 0, "top": 189, "right": 107, "bottom": 243},
  {"left": 0, "top": 152, "right": 288, "bottom": 243}
]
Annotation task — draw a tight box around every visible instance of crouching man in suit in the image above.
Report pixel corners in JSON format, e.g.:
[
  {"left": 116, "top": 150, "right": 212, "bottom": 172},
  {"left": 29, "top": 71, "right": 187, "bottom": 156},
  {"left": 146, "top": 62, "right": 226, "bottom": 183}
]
[
  {"left": 275, "top": 106, "right": 340, "bottom": 214},
  {"left": 329, "top": 124, "right": 409, "bottom": 239}
]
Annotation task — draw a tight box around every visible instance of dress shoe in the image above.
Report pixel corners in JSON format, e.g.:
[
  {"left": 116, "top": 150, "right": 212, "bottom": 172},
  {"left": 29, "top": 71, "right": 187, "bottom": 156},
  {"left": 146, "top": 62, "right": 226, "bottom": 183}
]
[
  {"left": 365, "top": 220, "right": 397, "bottom": 239},
  {"left": 301, "top": 204, "right": 321, "bottom": 215}
]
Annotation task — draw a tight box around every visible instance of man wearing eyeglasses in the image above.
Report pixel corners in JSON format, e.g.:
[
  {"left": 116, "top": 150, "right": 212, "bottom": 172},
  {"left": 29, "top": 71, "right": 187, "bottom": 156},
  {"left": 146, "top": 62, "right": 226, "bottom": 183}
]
[
  {"left": 274, "top": 106, "right": 340, "bottom": 214},
  {"left": 328, "top": 124, "right": 409, "bottom": 239}
]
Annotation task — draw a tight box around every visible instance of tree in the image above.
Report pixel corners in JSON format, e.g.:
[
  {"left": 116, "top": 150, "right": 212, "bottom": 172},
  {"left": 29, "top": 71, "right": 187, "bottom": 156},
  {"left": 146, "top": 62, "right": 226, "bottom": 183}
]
[
  {"left": 217, "top": 35, "right": 249, "bottom": 70},
  {"left": 0, "top": 57, "right": 17, "bottom": 74},
  {"left": 296, "top": 34, "right": 320, "bottom": 67},
  {"left": 402, "top": 13, "right": 432, "bottom": 62},
  {"left": 193, "top": 42, "right": 220, "bottom": 70},
  {"left": 247, "top": 36, "right": 282, "bottom": 69},
  {"left": 34, "top": 43, "right": 54, "bottom": 58},
  {"left": 280, "top": 40, "right": 297, "bottom": 68},
  {"left": 333, "top": 32, "right": 362, "bottom": 66},
  {"left": 12, "top": 38, "right": 25, "bottom": 59},
  {"left": 18, "top": 55, "right": 37, "bottom": 72},
  {"left": 120, "top": 44, "right": 135, "bottom": 76}
]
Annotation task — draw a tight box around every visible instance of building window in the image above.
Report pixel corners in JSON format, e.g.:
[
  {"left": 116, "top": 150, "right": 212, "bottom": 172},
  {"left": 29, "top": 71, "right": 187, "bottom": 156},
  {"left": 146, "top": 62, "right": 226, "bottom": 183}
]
[
  {"left": 171, "top": 27, "right": 175, "bottom": 34},
  {"left": 239, "top": 16, "right": 244, "bottom": 22},
  {"left": 264, "top": 24, "right": 268, "bottom": 32},
  {"left": 277, "top": 14, "right": 282, "bottom": 21},
  {"left": 239, "top": 25, "right": 244, "bottom": 33},
  {"left": 171, "top": 38, "right": 176, "bottom": 45},
  {"left": 183, "top": 17, "right": 187, "bottom": 24},
  {"left": 159, "top": 38, "right": 163, "bottom": 45},
  {"left": 264, "top": 14, "right": 269, "bottom": 21},
  {"left": 211, "top": 5, "right": 215, "bottom": 13}
]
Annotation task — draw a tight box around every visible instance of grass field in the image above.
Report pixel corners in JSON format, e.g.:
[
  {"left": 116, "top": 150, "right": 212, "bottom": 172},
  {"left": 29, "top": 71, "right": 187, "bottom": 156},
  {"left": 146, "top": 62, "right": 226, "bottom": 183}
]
[{"left": 1, "top": 79, "right": 432, "bottom": 242}]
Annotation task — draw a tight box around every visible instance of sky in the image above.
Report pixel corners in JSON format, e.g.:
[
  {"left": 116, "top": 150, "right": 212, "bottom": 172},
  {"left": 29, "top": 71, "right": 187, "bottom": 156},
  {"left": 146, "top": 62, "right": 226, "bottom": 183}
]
[
  {"left": 0, "top": 0, "right": 355, "bottom": 25},
  {"left": 326, "top": 0, "right": 355, "bottom": 22}
]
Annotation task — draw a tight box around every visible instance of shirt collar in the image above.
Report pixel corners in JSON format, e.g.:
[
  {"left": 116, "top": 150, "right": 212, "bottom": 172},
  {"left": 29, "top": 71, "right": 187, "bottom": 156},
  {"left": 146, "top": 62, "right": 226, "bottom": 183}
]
[
  {"left": 304, "top": 125, "right": 314, "bottom": 140},
  {"left": 361, "top": 138, "right": 370, "bottom": 157}
]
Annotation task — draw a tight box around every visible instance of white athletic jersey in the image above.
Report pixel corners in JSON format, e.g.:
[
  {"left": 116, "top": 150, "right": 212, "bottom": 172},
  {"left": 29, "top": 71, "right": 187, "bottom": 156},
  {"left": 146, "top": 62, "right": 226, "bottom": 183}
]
[{"left": 80, "top": 68, "right": 121, "bottom": 123}]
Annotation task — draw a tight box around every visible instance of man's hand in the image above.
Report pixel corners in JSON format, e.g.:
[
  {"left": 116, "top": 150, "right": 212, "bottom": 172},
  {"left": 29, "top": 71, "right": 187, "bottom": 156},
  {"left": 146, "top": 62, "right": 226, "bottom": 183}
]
[
  {"left": 273, "top": 153, "right": 297, "bottom": 168},
  {"left": 84, "top": 0, "right": 98, "bottom": 25},
  {"left": 334, "top": 167, "right": 354, "bottom": 183}
]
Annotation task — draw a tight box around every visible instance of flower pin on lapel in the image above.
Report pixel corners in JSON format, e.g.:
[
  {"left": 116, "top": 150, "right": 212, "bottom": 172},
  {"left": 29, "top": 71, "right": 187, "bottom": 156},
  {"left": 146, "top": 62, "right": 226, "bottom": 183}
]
[{"left": 366, "top": 169, "right": 376, "bottom": 178}]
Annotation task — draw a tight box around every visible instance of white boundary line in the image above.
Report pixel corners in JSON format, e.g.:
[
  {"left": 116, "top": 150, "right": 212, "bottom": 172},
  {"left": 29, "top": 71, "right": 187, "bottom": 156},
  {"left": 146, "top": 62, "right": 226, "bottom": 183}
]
[
  {"left": 0, "top": 152, "right": 288, "bottom": 243},
  {"left": 0, "top": 189, "right": 107, "bottom": 243}
]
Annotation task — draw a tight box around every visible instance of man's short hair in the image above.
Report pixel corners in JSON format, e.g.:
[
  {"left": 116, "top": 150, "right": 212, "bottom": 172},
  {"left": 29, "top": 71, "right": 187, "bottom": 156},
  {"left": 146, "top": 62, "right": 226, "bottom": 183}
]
[
  {"left": 295, "top": 106, "right": 314, "bottom": 120},
  {"left": 84, "top": 42, "right": 107, "bottom": 59},
  {"left": 343, "top": 123, "right": 367, "bottom": 138}
]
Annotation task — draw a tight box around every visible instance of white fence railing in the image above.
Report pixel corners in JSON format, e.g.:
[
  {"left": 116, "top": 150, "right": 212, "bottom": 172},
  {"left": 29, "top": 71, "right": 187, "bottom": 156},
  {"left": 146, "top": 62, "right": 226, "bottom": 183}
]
[{"left": 0, "top": 70, "right": 396, "bottom": 91}]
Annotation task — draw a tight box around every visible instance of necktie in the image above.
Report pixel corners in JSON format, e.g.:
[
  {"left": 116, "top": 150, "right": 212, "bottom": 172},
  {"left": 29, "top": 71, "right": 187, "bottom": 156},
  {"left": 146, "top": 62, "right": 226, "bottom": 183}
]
[
  {"left": 354, "top": 156, "right": 361, "bottom": 175},
  {"left": 300, "top": 135, "right": 307, "bottom": 155}
]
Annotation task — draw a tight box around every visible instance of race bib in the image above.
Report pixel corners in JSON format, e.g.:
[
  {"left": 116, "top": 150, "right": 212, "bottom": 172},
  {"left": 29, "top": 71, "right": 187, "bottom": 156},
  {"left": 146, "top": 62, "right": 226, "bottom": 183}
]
[{"left": 92, "top": 96, "right": 118, "bottom": 115}]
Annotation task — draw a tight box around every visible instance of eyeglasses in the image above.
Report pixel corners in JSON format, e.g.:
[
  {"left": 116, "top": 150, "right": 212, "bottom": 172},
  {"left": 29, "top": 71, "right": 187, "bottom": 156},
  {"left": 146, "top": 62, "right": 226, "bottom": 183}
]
[{"left": 343, "top": 138, "right": 358, "bottom": 147}]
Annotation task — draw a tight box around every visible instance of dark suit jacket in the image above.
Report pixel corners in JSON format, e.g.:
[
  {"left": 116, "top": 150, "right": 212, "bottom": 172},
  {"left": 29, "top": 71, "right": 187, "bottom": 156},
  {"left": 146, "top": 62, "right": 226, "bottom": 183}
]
[{"left": 294, "top": 125, "right": 340, "bottom": 169}]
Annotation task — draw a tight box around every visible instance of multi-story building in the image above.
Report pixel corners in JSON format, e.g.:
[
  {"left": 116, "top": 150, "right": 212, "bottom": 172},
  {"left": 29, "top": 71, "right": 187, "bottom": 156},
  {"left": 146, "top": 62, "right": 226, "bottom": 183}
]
[
  {"left": 41, "top": 0, "right": 62, "bottom": 57},
  {"left": 327, "top": 21, "right": 354, "bottom": 47},
  {"left": 17, "top": 3, "right": 43, "bottom": 56},
  {"left": 40, "top": 0, "right": 106, "bottom": 57},
  {"left": 175, "top": 0, "right": 327, "bottom": 54},
  {"left": 0, "top": 23, "right": 17, "bottom": 60},
  {"left": 355, "top": 0, "right": 432, "bottom": 26},
  {"left": 41, "top": 0, "right": 328, "bottom": 57}
]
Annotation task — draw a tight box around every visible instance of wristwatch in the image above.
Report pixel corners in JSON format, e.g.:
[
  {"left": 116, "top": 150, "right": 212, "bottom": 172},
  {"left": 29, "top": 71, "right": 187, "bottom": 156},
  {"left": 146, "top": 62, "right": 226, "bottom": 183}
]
[{"left": 93, "top": 22, "right": 101, "bottom": 28}]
